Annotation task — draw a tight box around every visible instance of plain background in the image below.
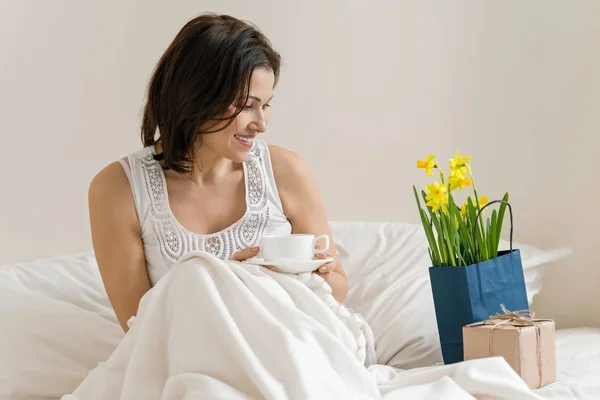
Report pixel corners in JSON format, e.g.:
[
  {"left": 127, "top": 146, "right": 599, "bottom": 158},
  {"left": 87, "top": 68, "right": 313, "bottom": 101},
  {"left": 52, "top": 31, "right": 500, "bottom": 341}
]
[{"left": 1, "top": 1, "right": 598, "bottom": 328}]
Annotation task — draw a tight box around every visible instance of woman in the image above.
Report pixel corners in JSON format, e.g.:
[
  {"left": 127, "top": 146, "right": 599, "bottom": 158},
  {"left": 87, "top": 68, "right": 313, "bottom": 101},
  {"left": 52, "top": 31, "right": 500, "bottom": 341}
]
[{"left": 88, "top": 13, "right": 347, "bottom": 332}]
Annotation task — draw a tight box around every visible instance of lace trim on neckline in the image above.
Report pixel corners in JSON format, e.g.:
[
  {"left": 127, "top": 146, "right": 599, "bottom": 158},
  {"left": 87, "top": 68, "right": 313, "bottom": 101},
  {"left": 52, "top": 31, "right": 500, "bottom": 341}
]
[{"left": 138, "top": 144, "right": 270, "bottom": 264}]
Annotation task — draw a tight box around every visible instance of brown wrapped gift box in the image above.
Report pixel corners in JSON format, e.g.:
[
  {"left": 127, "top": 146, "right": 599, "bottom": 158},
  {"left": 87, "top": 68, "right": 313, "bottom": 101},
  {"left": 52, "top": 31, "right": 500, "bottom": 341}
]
[{"left": 463, "top": 312, "right": 556, "bottom": 389}]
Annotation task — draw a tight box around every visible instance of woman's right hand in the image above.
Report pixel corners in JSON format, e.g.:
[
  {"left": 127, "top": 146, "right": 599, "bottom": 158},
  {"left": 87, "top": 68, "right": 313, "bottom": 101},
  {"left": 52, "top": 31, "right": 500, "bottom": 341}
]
[
  {"left": 232, "top": 247, "right": 260, "bottom": 261},
  {"left": 232, "top": 247, "right": 276, "bottom": 271}
]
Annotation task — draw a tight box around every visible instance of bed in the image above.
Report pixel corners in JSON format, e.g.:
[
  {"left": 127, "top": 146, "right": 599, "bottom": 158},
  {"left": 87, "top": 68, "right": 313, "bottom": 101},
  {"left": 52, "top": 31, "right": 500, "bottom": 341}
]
[{"left": 0, "top": 221, "right": 597, "bottom": 399}]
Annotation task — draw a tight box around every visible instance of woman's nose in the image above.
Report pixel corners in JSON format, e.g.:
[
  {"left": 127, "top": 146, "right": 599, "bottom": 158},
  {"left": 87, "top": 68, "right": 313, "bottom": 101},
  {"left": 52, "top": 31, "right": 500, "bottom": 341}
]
[{"left": 250, "top": 111, "right": 267, "bottom": 132}]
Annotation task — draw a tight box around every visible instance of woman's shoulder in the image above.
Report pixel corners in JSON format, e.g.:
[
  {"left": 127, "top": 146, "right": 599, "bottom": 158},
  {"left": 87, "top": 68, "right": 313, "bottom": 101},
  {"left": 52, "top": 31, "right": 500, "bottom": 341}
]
[
  {"left": 88, "top": 161, "right": 133, "bottom": 210},
  {"left": 88, "top": 146, "right": 153, "bottom": 214},
  {"left": 264, "top": 144, "right": 313, "bottom": 192},
  {"left": 266, "top": 143, "right": 304, "bottom": 173}
]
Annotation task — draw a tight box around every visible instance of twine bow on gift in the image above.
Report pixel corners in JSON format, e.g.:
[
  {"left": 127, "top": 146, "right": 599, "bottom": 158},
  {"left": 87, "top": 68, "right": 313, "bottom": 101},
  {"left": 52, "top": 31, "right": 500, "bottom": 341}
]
[
  {"left": 488, "top": 304, "right": 536, "bottom": 326},
  {"left": 472, "top": 304, "right": 548, "bottom": 389}
]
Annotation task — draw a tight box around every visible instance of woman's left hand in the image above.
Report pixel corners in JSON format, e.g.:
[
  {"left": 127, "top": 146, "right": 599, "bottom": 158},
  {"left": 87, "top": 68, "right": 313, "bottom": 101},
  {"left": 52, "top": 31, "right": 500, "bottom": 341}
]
[{"left": 313, "top": 253, "right": 338, "bottom": 278}]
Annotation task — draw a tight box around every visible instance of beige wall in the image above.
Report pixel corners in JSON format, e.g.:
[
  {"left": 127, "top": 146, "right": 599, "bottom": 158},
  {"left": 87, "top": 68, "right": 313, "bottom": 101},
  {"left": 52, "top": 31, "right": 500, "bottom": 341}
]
[{"left": 1, "top": 1, "right": 599, "bottom": 328}]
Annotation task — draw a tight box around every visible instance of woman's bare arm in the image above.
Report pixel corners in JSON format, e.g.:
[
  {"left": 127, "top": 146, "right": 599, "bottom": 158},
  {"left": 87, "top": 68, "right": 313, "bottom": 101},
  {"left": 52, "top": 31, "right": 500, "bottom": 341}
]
[
  {"left": 269, "top": 145, "right": 348, "bottom": 303},
  {"left": 88, "top": 161, "right": 151, "bottom": 331}
]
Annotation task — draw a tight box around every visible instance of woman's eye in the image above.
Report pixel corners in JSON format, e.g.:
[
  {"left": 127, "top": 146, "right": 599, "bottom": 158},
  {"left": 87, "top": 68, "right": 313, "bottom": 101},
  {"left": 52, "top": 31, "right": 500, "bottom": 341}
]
[{"left": 241, "top": 103, "right": 270, "bottom": 111}]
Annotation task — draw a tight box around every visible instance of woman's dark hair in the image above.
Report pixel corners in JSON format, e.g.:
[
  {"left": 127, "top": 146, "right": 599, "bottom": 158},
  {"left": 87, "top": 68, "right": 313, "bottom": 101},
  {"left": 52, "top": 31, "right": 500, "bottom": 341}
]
[{"left": 141, "top": 13, "right": 281, "bottom": 172}]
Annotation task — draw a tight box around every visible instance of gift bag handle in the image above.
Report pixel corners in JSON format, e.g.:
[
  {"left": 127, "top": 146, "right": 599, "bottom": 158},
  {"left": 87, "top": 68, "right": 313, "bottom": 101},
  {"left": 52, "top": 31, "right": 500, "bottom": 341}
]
[{"left": 473, "top": 200, "right": 514, "bottom": 255}]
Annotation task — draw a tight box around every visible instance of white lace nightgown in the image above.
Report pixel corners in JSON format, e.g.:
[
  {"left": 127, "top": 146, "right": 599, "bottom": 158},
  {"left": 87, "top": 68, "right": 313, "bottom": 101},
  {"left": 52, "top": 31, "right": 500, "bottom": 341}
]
[{"left": 118, "top": 139, "right": 292, "bottom": 285}]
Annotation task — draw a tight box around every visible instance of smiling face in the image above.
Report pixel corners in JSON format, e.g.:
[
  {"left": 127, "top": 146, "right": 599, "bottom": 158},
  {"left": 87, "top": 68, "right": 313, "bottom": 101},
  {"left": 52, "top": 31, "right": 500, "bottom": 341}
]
[{"left": 198, "top": 68, "right": 275, "bottom": 164}]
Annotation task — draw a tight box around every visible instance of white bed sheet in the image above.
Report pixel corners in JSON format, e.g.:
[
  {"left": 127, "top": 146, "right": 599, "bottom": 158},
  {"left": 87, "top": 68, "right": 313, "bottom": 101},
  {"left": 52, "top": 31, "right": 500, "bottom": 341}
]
[
  {"left": 0, "top": 235, "right": 593, "bottom": 399},
  {"left": 61, "top": 252, "right": 541, "bottom": 400},
  {"left": 535, "top": 328, "right": 600, "bottom": 400}
]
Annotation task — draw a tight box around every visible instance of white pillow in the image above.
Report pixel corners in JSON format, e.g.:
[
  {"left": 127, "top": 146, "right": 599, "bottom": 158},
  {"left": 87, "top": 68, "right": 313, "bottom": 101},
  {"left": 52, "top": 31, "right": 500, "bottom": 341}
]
[
  {"left": 329, "top": 221, "right": 571, "bottom": 370},
  {"left": 0, "top": 254, "right": 123, "bottom": 399},
  {"left": 0, "top": 253, "right": 117, "bottom": 324}
]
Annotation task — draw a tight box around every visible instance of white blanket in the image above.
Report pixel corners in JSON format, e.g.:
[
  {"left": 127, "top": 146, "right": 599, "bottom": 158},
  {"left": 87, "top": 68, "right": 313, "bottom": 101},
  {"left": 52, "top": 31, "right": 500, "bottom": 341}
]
[{"left": 63, "top": 251, "right": 542, "bottom": 400}]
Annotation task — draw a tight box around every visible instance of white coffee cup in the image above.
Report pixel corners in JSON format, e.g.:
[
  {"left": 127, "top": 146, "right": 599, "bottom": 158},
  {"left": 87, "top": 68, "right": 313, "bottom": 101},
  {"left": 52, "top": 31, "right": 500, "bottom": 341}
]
[{"left": 260, "top": 234, "right": 330, "bottom": 261}]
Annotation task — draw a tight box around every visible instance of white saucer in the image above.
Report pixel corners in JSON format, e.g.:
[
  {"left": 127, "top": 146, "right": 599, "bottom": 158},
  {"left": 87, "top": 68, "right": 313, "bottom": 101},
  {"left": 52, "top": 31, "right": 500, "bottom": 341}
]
[{"left": 243, "top": 257, "right": 334, "bottom": 274}]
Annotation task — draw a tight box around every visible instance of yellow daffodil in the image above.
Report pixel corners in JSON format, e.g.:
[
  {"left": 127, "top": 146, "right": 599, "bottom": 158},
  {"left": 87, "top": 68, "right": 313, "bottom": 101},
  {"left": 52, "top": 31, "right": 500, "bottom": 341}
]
[
  {"left": 448, "top": 170, "right": 472, "bottom": 190},
  {"left": 448, "top": 152, "right": 472, "bottom": 190},
  {"left": 416, "top": 154, "right": 437, "bottom": 176},
  {"left": 425, "top": 181, "right": 449, "bottom": 213},
  {"left": 460, "top": 195, "right": 489, "bottom": 216},
  {"left": 460, "top": 201, "right": 468, "bottom": 217},
  {"left": 449, "top": 151, "right": 471, "bottom": 175}
]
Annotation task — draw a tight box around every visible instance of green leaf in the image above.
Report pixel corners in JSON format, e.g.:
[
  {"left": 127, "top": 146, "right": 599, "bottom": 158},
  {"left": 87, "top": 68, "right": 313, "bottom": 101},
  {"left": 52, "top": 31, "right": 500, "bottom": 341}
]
[
  {"left": 414, "top": 186, "right": 441, "bottom": 265},
  {"left": 433, "top": 214, "right": 448, "bottom": 266},
  {"left": 453, "top": 198, "right": 474, "bottom": 265},
  {"left": 472, "top": 193, "right": 487, "bottom": 255},
  {"left": 450, "top": 197, "right": 472, "bottom": 266},
  {"left": 439, "top": 212, "right": 456, "bottom": 266},
  {"left": 431, "top": 214, "right": 448, "bottom": 266},
  {"left": 490, "top": 209, "right": 498, "bottom": 256},
  {"left": 420, "top": 209, "right": 441, "bottom": 265},
  {"left": 495, "top": 192, "right": 510, "bottom": 254},
  {"left": 486, "top": 217, "right": 493, "bottom": 257},
  {"left": 447, "top": 193, "right": 462, "bottom": 265},
  {"left": 455, "top": 247, "right": 467, "bottom": 267},
  {"left": 420, "top": 189, "right": 457, "bottom": 266},
  {"left": 468, "top": 197, "right": 488, "bottom": 262},
  {"left": 479, "top": 229, "right": 488, "bottom": 261},
  {"left": 460, "top": 215, "right": 476, "bottom": 265}
]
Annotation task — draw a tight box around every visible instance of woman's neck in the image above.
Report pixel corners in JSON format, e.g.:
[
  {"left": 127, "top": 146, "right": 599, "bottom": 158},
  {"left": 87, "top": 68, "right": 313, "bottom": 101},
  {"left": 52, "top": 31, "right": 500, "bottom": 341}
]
[
  {"left": 156, "top": 142, "right": 239, "bottom": 184},
  {"left": 191, "top": 148, "right": 238, "bottom": 184}
]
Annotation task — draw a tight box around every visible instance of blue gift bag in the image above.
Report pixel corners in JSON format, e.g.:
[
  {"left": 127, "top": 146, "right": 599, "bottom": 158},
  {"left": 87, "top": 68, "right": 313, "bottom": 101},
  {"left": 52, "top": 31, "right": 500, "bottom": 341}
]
[{"left": 428, "top": 201, "right": 529, "bottom": 364}]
